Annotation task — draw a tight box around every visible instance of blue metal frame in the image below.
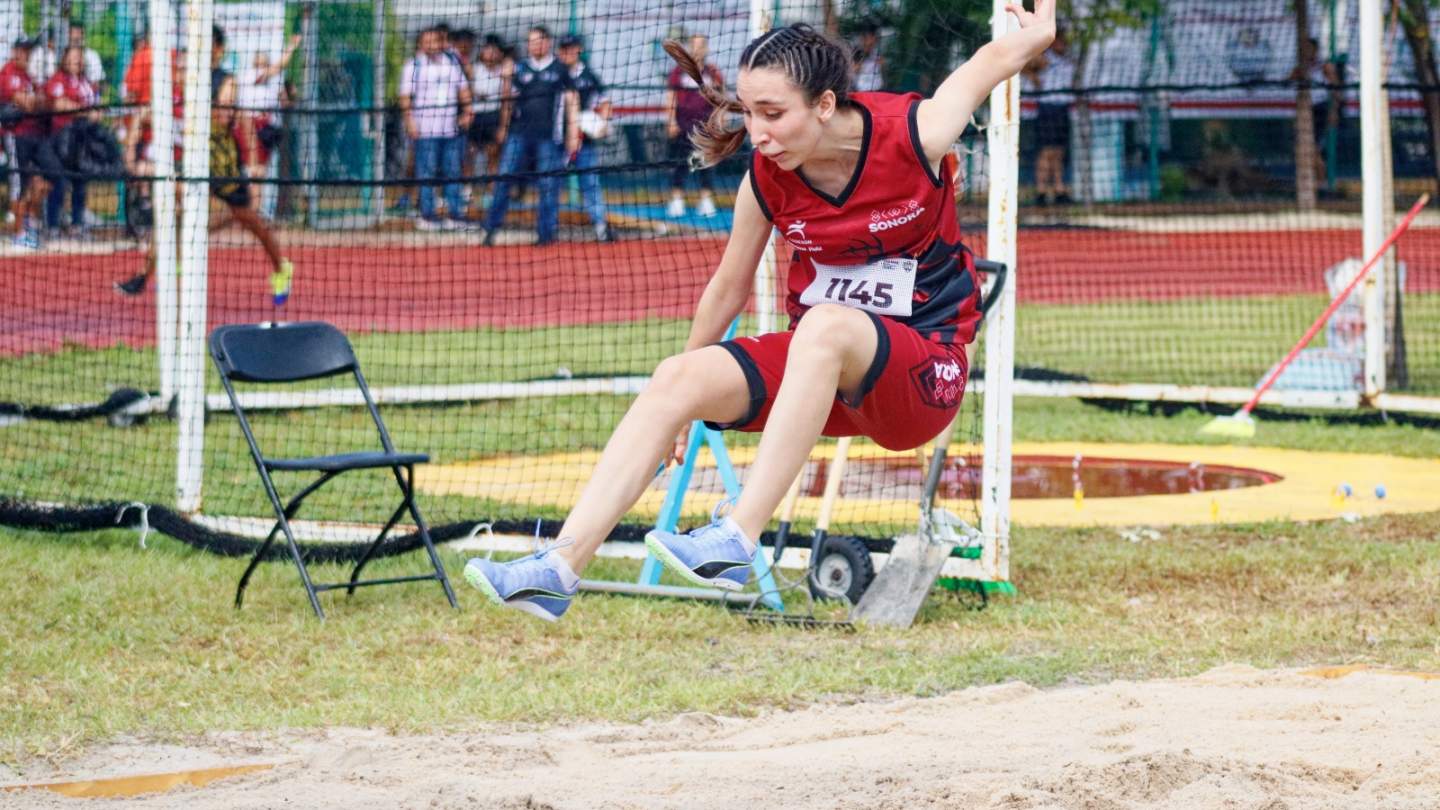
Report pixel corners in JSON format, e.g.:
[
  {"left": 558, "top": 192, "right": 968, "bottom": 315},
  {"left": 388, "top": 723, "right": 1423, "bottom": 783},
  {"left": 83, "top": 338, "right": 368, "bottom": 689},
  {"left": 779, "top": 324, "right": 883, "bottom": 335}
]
[{"left": 636, "top": 319, "right": 785, "bottom": 611}]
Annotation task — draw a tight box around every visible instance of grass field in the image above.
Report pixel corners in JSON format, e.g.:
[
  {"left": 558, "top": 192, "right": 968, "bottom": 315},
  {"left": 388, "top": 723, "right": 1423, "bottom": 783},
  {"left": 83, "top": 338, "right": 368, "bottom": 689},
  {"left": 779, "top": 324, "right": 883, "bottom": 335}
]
[
  {"left": 5, "top": 295, "right": 1440, "bottom": 405},
  {"left": 3, "top": 488, "right": 1438, "bottom": 766},
  {"left": 4, "top": 291, "right": 1440, "bottom": 768}
]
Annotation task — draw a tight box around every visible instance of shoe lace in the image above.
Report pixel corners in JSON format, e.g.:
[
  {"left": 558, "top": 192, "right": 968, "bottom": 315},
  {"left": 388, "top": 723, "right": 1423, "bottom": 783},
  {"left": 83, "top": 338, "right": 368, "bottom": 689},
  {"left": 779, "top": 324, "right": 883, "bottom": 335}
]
[
  {"left": 528, "top": 518, "right": 575, "bottom": 558},
  {"left": 707, "top": 496, "right": 736, "bottom": 526}
]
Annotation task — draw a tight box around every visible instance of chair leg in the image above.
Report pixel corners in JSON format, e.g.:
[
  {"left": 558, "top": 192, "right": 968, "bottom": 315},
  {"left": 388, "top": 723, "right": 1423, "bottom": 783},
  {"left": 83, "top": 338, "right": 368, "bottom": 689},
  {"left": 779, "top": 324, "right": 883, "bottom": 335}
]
[
  {"left": 396, "top": 464, "right": 459, "bottom": 609},
  {"left": 236, "top": 523, "right": 282, "bottom": 609},
  {"left": 279, "top": 518, "right": 326, "bottom": 620},
  {"left": 346, "top": 499, "right": 410, "bottom": 595},
  {"left": 237, "top": 472, "right": 333, "bottom": 612}
]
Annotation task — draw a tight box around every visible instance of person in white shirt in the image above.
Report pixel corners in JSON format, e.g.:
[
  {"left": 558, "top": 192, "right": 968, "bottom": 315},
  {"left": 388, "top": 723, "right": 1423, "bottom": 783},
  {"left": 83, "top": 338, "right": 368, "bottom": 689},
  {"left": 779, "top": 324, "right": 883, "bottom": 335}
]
[
  {"left": 400, "top": 25, "right": 473, "bottom": 230},
  {"left": 67, "top": 22, "right": 105, "bottom": 90},
  {"left": 237, "top": 33, "right": 302, "bottom": 217},
  {"left": 851, "top": 19, "right": 883, "bottom": 92},
  {"left": 467, "top": 34, "right": 511, "bottom": 208}
]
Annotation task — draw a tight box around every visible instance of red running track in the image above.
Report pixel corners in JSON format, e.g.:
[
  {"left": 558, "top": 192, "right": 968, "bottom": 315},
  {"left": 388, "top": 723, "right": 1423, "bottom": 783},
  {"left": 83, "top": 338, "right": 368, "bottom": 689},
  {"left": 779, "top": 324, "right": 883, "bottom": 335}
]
[{"left": 3, "top": 228, "right": 1437, "bottom": 358}]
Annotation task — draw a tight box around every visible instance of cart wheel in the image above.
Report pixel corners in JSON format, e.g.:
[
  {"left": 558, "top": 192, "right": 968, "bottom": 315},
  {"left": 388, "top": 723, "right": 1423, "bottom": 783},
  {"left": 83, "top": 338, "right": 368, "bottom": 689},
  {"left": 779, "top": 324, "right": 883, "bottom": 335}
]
[{"left": 808, "top": 535, "right": 875, "bottom": 603}]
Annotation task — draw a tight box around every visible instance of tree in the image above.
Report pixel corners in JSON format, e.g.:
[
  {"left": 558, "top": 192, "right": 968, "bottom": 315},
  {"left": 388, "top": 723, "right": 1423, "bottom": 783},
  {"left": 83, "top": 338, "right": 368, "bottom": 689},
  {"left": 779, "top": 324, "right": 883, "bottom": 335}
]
[
  {"left": 1294, "top": 0, "right": 1318, "bottom": 210},
  {"left": 1396, "top": 0, "right": 1440, "bottom": 189},
  {"left": 1057, "top": 0, "right": 1159, "bottom": 203},
  {"left": 838, "top": 0, "right": 991, "bottom": 95}
]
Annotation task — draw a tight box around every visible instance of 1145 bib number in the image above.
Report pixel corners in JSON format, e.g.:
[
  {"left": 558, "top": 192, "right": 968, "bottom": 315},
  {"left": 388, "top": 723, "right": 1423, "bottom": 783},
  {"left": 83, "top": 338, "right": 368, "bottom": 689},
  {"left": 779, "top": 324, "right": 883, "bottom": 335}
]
[{"left": 799, "top": 257, "right": 916, "bottom": 317}]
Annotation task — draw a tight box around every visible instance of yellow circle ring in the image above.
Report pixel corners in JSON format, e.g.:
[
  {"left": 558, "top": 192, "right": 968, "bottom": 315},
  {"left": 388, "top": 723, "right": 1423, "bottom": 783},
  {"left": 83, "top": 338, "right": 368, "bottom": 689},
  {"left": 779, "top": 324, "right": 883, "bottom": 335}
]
[{"left": 418, "top": 441, "right": 1440, "bottom": 528}]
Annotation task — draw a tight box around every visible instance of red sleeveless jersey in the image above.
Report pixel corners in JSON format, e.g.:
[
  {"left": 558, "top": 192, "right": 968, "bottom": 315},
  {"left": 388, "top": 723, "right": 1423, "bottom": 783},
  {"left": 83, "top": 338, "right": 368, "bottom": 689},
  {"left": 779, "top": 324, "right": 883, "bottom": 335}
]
[{"left": 749, "top": 91, "right": 980, "bottom": 345}]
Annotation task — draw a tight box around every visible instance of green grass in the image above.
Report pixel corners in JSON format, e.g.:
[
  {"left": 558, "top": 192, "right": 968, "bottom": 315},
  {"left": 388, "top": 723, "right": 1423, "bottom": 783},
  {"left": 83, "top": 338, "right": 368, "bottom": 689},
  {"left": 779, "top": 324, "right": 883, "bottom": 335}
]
[
  {"left": 4, "top": 298, "right": 1440, "bottom": 763},
  {"left": 1018, "top": 293, "right": 1440, "bottom": 392},
  {"left": 2, "top": 509, "right": 1437, "bottom": 765},
  {"left": 5, "top": 294, "right": 1438, "bottom": 406}
]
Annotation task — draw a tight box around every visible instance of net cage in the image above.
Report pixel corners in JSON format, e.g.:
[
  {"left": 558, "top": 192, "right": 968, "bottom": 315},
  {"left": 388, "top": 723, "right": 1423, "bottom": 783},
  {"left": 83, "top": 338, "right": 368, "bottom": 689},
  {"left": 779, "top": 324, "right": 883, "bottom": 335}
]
[{"left": 1, "top": 0, "right": 1435, "bottom": 578}]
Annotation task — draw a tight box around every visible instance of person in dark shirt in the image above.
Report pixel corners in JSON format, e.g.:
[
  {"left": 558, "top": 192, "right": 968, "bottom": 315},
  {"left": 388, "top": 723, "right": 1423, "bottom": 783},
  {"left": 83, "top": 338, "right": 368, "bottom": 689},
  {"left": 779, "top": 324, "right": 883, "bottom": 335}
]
[
  {"left": 480, "top": 25, "right": 578, "bottom": 246},
  {"left": 557, "top": 34, "right": 612, "bottom": 242}
]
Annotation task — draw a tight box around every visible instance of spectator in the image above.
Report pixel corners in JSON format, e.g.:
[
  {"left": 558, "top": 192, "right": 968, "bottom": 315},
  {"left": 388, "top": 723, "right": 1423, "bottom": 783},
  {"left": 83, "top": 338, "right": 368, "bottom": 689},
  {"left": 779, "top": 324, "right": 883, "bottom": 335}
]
[
  {"left": 237, "top": 32, "right": 303, "bottom": 217},
  {"left": 557, "top": 34, "right": 613, "bottom": 242},
  {"left": 481, "top": 25, "right": 578, "bottom": 246},
  {"left": 467, "top": 33, "right": 511, "bottom": 213},
  {"left": 1025, "top": 30, "right": 1072, "bottom": 205},
  {"left": 2, "top": 37, "right": 59, "bottom": 250},
  {"left": 26, "top": 31, "right": 56, "bottom": 88},
  {"left": 449, "top": 28, "right": 476, "bottom": 81},
  {"left": 851, "top": 19, "right": 883, "bottom": 92},
  {"left": 400, "top": 25, "right": 472, "bottom": 230},
  {"left": 122, "top": 32, "right": 150, "bottom": 105},
  {"left": 117, "top": 66, "right": 295, "bottom": 306},
  {"left": 663, "top": 33, "right": 722, "bottom": 219},
  {"left": 44, "top": 45, "right": 99, "bottom": 235},
  {"left": 66, "top": 22, "right": 105, "bottom": 91}
]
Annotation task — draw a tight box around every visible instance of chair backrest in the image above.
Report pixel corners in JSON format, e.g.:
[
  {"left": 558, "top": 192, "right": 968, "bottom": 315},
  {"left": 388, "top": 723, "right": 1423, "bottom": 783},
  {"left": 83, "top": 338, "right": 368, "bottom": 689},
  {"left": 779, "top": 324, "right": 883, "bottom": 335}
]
[{"left": 210, "top": 322, "right": 358, "bottom": 384}]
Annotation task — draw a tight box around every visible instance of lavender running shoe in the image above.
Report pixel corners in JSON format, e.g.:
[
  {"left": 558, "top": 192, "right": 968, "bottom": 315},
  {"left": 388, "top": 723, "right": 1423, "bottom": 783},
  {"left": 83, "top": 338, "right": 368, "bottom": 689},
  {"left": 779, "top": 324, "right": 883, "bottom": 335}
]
[
  {"left": 644, "top": 511, "right": 755, "bottom": 591},
  {"left": 463, "top": 540, "right": 577, "bottom": 622}
]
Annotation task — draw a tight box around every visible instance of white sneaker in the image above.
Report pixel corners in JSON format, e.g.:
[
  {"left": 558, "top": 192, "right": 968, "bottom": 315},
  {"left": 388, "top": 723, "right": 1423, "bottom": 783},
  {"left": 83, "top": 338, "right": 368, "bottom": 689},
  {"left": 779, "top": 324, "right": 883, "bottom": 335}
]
[
  {"left": 666, "top": 197, "right": 686, "bottom": 218},
  {"left": 696, "top": 195, "right": 718, "bottom": 218},
  {"left": 416, "top": 217, "right": 446, "bottom": 232}
]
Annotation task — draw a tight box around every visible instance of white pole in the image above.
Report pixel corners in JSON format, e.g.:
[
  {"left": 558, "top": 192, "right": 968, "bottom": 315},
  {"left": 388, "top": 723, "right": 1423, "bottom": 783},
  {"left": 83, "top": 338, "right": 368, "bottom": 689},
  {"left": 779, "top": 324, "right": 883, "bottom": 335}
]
[
  {"left": 981, "top": 0, "right": 1019, "bottom": 582},
  {"left": 151, "top": 1, "right": 177, "bottom": 402},
  {"left": 1359, "top": 0, "right": 1387, "bottom": 399},
  {"left": 372, "top": 0, "right": 387, "bottom": 217},
  {"left": 175, "top": 0, "right": 215, "bottom": 514},
  {"left": 750, "top": 0, "right": 779, "bottom": 336}
]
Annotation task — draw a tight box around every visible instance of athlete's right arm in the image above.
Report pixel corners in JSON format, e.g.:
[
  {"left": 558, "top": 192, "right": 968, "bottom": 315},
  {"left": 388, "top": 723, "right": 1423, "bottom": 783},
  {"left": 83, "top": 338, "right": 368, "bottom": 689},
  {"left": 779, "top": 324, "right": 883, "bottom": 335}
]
[{"left": 683, "top": 173, "right": 771, "bottom": 352}]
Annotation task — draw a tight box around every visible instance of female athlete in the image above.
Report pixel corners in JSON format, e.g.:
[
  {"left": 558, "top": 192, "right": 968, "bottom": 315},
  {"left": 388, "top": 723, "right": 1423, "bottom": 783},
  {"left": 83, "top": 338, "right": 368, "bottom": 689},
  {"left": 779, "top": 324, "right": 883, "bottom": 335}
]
[{"left": 465, "top": 2, "right": 1054, "bottom": 621}]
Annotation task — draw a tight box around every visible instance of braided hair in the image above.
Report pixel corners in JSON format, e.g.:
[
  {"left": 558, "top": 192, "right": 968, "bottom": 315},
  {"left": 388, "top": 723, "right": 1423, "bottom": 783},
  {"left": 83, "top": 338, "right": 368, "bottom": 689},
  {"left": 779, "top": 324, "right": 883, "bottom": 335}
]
[{"left": 664, "top": 24, "right": 853, "bottom": 168}]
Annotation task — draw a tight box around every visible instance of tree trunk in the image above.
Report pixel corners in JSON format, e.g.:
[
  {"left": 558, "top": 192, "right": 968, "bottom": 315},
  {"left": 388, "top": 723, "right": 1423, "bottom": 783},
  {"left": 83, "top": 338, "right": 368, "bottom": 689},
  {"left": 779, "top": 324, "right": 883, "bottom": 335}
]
[
  {"left": 1295, "top": 0, "right": 1317, "bottom": 210},
  {"left": 1071, "top": 37, "right": 1093, "bottom": 203},
  {"left": 1399, "top": 0, "right": 1440, "bottom": 189}
]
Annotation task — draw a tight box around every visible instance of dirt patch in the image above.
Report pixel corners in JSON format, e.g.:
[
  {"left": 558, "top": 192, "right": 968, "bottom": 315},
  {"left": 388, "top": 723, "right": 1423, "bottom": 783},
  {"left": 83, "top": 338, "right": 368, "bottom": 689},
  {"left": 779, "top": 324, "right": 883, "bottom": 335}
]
[{"left": 5, "top": 665, "right": 1438, "bottom": 809}]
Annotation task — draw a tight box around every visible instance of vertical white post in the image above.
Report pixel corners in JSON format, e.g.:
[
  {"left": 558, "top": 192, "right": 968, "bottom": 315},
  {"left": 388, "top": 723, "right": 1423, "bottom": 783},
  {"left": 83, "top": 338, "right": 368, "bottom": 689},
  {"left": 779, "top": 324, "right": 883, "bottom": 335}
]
[
  {"left": 175, "top": 1, "right": 215, "bottom": 513},
  {"left": 981, "top": 1, "right": 1019, "bottom": 582},
  {"left": 1359, "top": 0, "right": 1388, "bottom": 399},
  {"left": 372, "top": 0, "right": 387, "bottom": 216},
  {"left": 151, "top": 1, "right": 177, "bottom": 401},
  {"left": 750, "top": 0, "right": 779, "bottom": 335}
]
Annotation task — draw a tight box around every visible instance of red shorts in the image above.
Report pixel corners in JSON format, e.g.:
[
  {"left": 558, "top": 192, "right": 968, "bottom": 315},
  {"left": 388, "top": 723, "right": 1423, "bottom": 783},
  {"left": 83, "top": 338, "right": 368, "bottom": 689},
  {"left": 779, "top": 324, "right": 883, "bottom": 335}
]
[{"left": 705, "top": 311, "right": 969, "bottom": 451}]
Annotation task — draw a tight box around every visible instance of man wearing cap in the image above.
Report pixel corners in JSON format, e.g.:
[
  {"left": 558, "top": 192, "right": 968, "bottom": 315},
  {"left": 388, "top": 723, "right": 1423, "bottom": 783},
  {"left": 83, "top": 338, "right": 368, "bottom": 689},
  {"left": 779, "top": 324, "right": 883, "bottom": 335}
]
[
  {"left": 557, "top": 34, "right": 613, "bottom": 242},
  {"left": 481, "top": 25, "right": 578, "bottom": 246},
  {"left": 1, "top": 36, "right": 60, "bottom": 249}
]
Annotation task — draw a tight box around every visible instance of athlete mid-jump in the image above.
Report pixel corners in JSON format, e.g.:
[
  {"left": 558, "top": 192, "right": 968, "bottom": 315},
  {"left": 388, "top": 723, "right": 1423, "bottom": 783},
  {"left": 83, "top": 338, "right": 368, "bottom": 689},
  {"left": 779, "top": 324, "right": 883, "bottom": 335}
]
[{"left": 465, "top": 3, "right": 1055, "bottom": 621}]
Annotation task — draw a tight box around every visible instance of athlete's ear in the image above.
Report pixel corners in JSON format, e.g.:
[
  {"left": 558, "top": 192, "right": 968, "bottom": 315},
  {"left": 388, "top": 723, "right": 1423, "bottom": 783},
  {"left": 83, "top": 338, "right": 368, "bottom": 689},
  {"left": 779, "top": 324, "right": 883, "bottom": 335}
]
[{"left": 815, "top": 89, "right": 837, "bottom": 121}]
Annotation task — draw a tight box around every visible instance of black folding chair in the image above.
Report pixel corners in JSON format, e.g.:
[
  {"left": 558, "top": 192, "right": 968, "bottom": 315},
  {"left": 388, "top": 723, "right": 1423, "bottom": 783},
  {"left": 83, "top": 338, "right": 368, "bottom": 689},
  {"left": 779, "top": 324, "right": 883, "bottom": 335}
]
[{"left": 209, "top": 321, "right": 458, "bottom": 619}]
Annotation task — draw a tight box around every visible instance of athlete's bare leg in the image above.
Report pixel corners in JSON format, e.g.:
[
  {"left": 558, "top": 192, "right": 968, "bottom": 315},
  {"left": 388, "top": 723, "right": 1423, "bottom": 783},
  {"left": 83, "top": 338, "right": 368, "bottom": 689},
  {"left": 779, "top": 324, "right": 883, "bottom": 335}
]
[
  {"left": 556, "top": 345, "right": 751, "bottom": 570},
  {"left": 225, "top": 204, "right": 284, "bottom": 271},
  {"left": 728, "top": 304, "right": 877, "bottom": 540}
]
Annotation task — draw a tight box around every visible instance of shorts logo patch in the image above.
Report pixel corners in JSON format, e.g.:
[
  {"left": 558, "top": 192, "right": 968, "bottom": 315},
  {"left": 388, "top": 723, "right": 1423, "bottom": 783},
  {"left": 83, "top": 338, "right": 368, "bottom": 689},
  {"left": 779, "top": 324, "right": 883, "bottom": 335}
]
[{"left": 909, "top": 356, "right": 964, "bottom": 409}]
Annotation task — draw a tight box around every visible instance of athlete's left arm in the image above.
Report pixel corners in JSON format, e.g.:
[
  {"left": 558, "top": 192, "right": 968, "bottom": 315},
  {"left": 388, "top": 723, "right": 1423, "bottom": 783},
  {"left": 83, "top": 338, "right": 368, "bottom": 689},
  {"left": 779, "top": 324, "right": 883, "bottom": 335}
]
[{"left": 914, "top": 0, "right": 1055, "bottom": 164}]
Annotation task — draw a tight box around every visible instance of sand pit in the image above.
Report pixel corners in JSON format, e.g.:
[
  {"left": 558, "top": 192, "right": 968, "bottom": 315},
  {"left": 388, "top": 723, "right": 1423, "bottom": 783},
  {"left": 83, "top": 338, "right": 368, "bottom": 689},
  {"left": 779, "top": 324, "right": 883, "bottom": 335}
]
[{"left": 6, "top": 664, "right": 1439, "bottom": 809}]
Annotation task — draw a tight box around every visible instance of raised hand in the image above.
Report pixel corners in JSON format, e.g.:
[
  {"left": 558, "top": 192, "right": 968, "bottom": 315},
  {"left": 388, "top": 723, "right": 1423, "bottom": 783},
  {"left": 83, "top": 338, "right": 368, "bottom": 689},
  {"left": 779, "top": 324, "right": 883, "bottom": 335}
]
[{"left": 1005, "top": 0, "right": 1056, "bottom": 30}]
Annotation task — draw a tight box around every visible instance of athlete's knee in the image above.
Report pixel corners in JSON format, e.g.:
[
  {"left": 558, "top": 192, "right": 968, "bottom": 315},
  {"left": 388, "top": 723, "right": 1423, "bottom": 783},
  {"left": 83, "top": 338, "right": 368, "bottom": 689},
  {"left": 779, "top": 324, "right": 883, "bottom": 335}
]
[
  {"left": 641, "top": 352, "right": 709, "bottom": 413},
  {"left": 792, "top": 304, "right": 873, "bottom": 353}
]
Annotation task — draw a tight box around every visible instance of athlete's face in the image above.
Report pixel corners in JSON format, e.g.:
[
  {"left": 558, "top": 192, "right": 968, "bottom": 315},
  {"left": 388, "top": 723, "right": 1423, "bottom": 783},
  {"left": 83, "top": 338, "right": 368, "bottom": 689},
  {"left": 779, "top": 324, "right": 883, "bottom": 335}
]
[{"left": 736, "top": 67, "right": 835, "bottom": 172}]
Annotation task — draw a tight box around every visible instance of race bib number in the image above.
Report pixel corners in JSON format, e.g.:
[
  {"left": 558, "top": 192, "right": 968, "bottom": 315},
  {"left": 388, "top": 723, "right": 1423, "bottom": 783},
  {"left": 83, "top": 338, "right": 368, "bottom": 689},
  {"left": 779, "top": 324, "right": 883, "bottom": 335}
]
[{"left": 799, "top": 257, "right": 916, "bottom": 317}]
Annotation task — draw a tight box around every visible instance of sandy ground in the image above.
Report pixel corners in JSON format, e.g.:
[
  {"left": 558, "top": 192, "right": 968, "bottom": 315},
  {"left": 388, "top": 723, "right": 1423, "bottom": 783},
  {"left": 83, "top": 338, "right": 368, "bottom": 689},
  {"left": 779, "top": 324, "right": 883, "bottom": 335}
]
[{"left": 5, "top": 665, "right": 1440, "bottom": 809}]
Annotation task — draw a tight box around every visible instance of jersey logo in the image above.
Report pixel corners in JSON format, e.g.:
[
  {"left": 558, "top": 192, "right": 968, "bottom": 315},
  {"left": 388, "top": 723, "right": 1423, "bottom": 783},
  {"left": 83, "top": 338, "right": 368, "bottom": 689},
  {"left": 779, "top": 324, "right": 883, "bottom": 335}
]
[
  {"left": 869, "top": 200, "right": 924, "bottom": 233},
  {"left": 909, "top": 356, "right": 965, "bottom": 409},
  {"left": 782, "top": 220, "right": 823, "bottom": 253}
]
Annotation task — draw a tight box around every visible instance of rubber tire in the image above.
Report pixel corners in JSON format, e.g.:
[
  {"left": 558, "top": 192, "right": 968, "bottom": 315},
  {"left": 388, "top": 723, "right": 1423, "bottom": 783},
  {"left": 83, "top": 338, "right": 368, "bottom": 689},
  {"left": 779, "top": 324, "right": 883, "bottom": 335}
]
[{"left": 808, "top": 535, "right": 875, "bottom": 604}]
